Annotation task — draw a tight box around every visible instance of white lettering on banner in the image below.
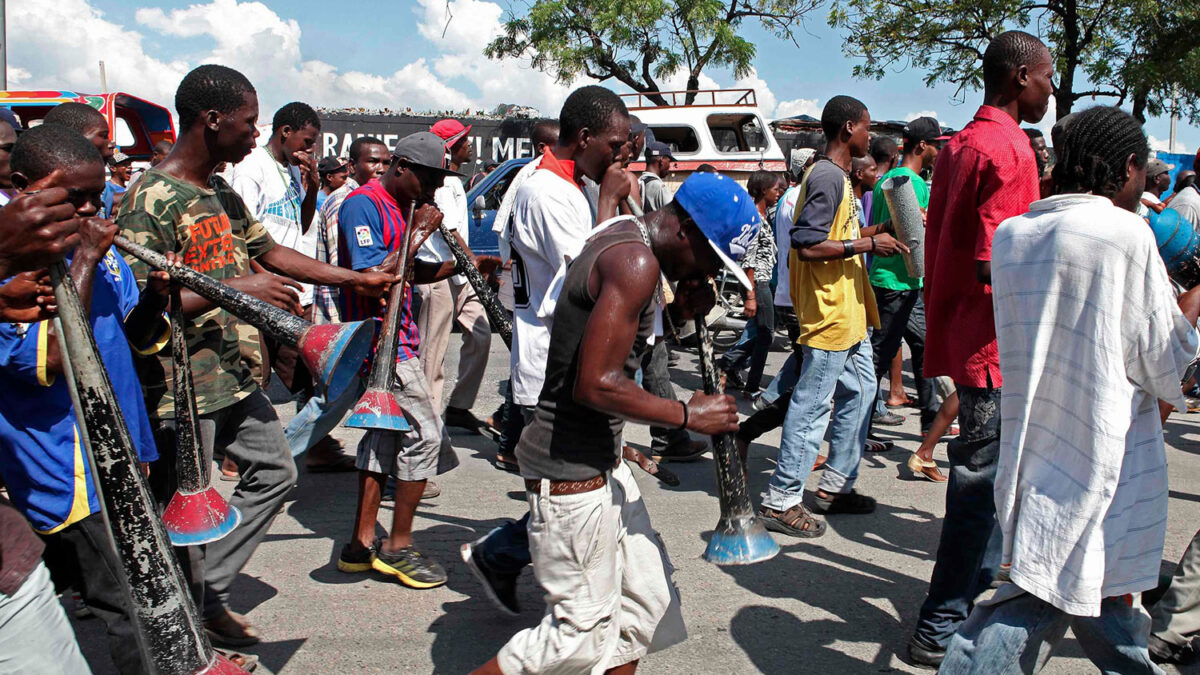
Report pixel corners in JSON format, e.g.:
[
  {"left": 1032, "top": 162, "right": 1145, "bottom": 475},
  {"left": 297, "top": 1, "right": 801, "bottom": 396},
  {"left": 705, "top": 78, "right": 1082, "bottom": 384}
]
[
  {"left": 383, "top": 134, "right": 399, "bottom": 151},
  {"left": 517, "top": 138, "right": 531, "bottom": 158},
  {"left": 493, "top": 136, "right": 514, "bottom": 162},
  {"left": 323, "top": 133, "right": 338, "bottom": 157}
]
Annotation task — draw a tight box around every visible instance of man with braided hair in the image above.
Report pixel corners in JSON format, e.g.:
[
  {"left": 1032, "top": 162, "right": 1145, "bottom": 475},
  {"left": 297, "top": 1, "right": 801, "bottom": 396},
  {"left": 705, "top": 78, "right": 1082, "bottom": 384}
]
[
  {"left": 908, "top": 30, "right": 1055, "bottom": 668},
  {"left": 940, "top": 105, "right": 1200, "bottom": 674}
]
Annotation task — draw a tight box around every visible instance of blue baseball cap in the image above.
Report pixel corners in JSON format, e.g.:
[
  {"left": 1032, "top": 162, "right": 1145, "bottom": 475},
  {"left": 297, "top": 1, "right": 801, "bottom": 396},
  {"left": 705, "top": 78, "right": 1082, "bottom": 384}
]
[{"left": 673, "top": 172, "right": 760, "bottom": 289}]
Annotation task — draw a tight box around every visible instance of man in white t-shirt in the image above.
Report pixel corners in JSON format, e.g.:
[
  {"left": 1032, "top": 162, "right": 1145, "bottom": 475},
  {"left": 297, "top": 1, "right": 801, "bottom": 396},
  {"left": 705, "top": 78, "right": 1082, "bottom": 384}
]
[
  {"left": 227, "top": 102, "right": 346, "bottom": 464},
  {"left": 415, "top": 119, "right": 501, "bottom": 426}
]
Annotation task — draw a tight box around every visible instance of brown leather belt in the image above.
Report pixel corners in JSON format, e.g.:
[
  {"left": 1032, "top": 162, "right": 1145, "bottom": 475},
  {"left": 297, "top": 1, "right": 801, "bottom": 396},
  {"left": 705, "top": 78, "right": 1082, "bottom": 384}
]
[{"left": 524, "top": 473, "right": 608, "bottom": 496}]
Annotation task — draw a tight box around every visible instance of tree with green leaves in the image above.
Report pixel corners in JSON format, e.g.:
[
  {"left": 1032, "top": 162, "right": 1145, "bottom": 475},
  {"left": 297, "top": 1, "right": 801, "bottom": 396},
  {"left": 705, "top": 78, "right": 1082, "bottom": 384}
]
[
  {"left": 484, "top": 0, "right": 820, "bottom": 106},
  {"left": 828, "top": 0, "right": 1199, "bottom": 122}
]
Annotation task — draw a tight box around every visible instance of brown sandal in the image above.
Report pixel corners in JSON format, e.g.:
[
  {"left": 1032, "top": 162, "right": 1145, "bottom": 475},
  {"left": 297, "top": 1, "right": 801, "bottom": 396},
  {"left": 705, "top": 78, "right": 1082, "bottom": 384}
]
[{"left": 759, "top": 504, "right": 826, "bottom": 538}]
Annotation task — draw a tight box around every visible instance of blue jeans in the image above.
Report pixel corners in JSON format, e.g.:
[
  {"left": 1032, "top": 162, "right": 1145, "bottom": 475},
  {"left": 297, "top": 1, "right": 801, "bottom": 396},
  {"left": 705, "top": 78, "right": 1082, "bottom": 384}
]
[
  {"left": 762, "top": 351, "right": 800, "bottom": 406},
  {"left": 912, "top": 383, "right": 1004, "bottom": 650},
  {"left": 941, "top": 584, "right": 1163, "bottom": 674},
  {"left": 477, "top": 513, "right": 532, "bottom": 576},
  {"left": 285, "top": 376, "right": 364, "bottom": 457},
  {"left": 762, "top": 339, "right": 876, "bottom": 511},
  {"left": 718, "top": 280, "right": 775, "bottom": 391}
]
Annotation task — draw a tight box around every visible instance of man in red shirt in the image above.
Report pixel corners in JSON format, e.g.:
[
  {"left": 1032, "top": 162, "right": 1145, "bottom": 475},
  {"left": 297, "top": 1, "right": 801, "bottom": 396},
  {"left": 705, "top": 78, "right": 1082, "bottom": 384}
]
[{"left": 908, "top": 30, "right": 1055, "bottom": 668}]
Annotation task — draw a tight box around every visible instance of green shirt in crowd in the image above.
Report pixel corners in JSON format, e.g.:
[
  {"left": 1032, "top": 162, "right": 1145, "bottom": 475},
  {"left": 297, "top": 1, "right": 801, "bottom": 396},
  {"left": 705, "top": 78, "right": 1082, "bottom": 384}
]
[
  {"left": 116, "top": 169, "right": 276, "bottom": 419},
  {"left": 869, "top": 166, "right": 928, "bottom": 291}
]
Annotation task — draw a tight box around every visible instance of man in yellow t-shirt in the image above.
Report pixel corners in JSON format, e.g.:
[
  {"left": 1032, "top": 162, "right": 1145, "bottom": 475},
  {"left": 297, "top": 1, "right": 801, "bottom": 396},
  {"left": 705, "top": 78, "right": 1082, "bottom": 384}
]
[{"left": 758, "top": 95, "right": 907, "bottom": 539}]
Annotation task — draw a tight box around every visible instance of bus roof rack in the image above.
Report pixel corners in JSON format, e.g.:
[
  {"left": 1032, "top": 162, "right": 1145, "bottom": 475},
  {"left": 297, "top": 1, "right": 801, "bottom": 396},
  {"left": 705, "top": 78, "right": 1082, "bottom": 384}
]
[{"left": 618, "top": 89, "right": 757, "bottom": 110}]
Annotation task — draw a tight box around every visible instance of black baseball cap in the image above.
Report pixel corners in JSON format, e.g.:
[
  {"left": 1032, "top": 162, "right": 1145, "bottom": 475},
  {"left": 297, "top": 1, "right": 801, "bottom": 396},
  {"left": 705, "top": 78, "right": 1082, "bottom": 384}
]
[
  {"left": 645, "top": 140, "right": 675, "bottom": 161},
  {"left": 318, "top": 155, "right": 348, "bottom": 174},
  {"left": 902, "top": 116, "right": 941, "bottom": 144},
  {"left": 391, "top": 131, "right": 464, "bottom": 177}
]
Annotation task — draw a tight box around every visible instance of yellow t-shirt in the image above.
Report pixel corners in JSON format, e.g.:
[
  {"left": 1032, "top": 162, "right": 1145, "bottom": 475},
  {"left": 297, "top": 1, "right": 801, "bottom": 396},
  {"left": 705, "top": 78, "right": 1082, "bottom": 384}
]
[{"left": 788, "top": 162, "right": 879, "bottom": 351}]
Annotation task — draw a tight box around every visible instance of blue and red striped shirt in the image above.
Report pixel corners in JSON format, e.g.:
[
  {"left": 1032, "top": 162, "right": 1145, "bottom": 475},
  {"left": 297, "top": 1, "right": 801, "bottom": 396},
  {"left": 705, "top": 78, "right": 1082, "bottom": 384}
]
[{"left": 337, "top": 179, "right": 419, "bottom": 362}]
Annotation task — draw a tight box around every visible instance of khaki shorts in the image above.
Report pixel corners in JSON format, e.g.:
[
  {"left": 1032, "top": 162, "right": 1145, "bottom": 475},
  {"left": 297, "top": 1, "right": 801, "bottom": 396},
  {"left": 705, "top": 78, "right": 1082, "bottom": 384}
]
[
  {"left": 355, "top": 358, "right": 458, "bottom": 481},
  {"left": 497, "top": 461, "right": 686, "bottom": 674}
]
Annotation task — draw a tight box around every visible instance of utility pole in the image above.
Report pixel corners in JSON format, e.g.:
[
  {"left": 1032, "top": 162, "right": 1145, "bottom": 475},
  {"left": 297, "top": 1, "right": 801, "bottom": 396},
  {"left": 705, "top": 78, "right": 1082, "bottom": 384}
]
[
  {"left": 1171, "top": 84, "right": 1180, "bottom": 153},
  {"left": 1, "top": 0, "right": 8, "bottom": 90},
  {"left": 99, "top": 61, "right": 108, "bottom": 94}
]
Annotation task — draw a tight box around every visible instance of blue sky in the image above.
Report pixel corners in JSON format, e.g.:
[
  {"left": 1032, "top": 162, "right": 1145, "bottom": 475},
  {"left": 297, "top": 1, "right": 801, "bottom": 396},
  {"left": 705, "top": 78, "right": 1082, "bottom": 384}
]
[{"left": 13, "top": 0, "right": 1196, "bottom": 157}]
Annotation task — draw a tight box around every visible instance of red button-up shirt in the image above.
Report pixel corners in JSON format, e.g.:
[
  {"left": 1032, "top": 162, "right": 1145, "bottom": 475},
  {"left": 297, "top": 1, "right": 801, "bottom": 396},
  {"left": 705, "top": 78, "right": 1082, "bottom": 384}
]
[{"left": 923, "top": 105, "right": 1040, "bottom": 388}]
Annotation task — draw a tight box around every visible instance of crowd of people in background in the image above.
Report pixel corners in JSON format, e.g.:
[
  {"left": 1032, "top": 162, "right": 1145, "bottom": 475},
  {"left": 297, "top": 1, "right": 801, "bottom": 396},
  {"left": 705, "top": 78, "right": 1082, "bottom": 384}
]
[{"left": 0, "top": 26, "right": 1199, "bottom": 675}]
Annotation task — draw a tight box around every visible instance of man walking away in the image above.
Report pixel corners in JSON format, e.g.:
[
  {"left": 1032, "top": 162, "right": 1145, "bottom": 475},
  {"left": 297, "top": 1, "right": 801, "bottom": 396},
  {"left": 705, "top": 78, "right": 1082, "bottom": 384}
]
[
  {"left": 941, "top": 104, "right": 1198, "bottom": 675},
  {"left": 908, "top": 30, "right": 1054, "bottom": 668}
]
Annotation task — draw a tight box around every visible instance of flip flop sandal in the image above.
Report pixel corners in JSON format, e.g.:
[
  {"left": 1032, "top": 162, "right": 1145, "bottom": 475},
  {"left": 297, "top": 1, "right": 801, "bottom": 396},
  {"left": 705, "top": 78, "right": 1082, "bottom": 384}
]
[
  {"left": 864, "top": 439, "right": 895, "bottom": 453},
  {"left": 494, "top": 455, "right": 520, "bottom": 473}
]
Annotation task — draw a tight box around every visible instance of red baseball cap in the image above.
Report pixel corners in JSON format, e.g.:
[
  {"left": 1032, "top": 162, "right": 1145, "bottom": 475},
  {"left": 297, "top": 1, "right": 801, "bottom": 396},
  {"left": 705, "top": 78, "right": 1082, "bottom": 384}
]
[{"left": 430, "top": 119, "right": 471, "bottom": 147}]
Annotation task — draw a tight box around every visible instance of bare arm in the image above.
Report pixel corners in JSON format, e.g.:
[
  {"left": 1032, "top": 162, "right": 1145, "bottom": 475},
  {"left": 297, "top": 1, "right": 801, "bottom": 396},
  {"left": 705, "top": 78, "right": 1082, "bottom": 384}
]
[
  {"left": 573, "top": 244, "right": 738, "bottom": 435},
  {"left": 795, "top": 233, "right": 908, "bottom": 262}
]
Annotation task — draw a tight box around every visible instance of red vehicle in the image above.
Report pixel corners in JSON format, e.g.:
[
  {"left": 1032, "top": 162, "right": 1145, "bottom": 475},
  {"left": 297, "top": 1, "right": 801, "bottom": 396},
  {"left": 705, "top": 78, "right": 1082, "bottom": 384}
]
[{"left": 0, "top": 90, "right": 176, "bottom": 160}]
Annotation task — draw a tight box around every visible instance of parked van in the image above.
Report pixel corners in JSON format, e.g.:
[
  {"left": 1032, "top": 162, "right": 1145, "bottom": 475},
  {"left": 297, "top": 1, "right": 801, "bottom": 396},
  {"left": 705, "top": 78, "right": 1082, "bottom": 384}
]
[{"left": 622, "top": 89, "right": 786, "bottom": 186}]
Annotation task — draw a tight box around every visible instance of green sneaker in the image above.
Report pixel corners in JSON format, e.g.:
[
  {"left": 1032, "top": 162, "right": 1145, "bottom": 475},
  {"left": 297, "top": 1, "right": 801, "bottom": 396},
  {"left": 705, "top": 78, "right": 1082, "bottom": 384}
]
[{"left": 372, "top": 544, "right": 447, "bottom": 589}]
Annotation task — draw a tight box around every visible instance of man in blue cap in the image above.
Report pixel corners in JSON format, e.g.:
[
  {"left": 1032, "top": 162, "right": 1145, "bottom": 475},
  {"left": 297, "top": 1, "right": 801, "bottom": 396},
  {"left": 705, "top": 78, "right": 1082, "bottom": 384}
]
[{"left": 472, "top": 172, "right": 750, "bottom": 675}]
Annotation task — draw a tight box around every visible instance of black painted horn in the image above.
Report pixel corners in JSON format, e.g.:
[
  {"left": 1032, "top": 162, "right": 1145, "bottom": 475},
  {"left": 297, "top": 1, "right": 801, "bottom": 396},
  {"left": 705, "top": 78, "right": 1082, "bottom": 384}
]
[
  {"left": 49, "top": 261, "right": 248, "bottom": 674},
  {"left": 161, "top": 288, "right": 242, "bottom": 546},
  {"left": 114, "top": 235, "right": 372, "bottom": 402},
  {"left": 437, "top": 222, "right": 512, "bottom": 348}
]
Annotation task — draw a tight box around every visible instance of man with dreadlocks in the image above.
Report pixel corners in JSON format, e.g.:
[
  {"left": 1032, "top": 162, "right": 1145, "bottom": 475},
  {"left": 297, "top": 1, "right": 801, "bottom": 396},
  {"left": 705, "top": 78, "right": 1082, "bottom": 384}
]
[{"left": 940, "top": 105, "right": 1200, "bottom": 673}]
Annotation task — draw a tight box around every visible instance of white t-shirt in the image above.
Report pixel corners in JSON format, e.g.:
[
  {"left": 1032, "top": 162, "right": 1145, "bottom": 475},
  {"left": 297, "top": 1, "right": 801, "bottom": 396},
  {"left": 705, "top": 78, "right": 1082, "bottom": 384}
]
[
  {"left": 418, "top": 175, "right": 466, "bottom": 286},
  {"left": 509, "top": 167, "right": 594, "bottom": 405},
  {"left": 773, "top": 184, "right": 801, "bottom": 308},
  {"left": 991, "top": 193, "right": 1198, "bottom": 616},
  {"left": 1171, "top": 185, "right": 1200, "bottom": 228},
  {"left": 494, "top": 156, "right": 545, "bottom": 261},
  {"left": 1136, "top": 191, "right": 1160, "bottom": 219},
  {"left": 226, "top": 146, "right": 316, "bottom": 305}
]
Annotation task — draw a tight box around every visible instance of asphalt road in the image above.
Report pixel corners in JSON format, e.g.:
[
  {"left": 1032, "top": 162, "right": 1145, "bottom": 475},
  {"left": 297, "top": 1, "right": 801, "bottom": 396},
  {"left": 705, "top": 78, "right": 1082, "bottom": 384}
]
[{"left": 73, "top": 332, "right": 1200, "bottom": 674}]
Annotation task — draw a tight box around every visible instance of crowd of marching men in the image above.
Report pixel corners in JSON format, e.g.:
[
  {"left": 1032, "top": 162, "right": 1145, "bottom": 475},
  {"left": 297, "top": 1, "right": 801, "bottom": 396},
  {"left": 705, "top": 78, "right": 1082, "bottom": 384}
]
[{"left": 1, "top": 27, "right": 1200, "bottom": 675}]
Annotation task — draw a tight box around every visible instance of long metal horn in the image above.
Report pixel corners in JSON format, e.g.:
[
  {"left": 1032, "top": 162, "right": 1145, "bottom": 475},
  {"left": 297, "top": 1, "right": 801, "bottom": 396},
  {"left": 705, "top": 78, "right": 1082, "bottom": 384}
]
[
  {"left": 623, "top": 194, "right": 778, "bottom": 564},
  {"left": 49, "top": 261, "right": 247, "bottom": 674},
  {"left": 437, "top": 222, "right": 512, "bottom": 348},
  {"left": 693, "top": 317, "right": 780, "bottom": 564},
  {"left": 114, "top": 235, "right": 372, "bottom": 401},
  {"left": 344, "top": 205, "right": 417, "bottom": 431},
  {"left": 161, "top": 288, "right": 242, "bottom": 546}
]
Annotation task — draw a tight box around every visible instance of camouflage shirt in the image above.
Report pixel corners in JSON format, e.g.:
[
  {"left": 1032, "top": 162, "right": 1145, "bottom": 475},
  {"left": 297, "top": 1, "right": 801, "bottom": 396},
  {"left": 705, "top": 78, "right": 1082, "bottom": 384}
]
[{"left": 116, "top": 169, "right": 276, "bottom": 419}]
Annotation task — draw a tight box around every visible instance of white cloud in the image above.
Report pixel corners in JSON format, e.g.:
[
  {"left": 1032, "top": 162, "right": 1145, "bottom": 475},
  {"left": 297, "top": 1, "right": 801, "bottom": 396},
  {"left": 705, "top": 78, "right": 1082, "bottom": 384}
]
[
  {"left": 9, "top": 0, "right": 190, "bottom": 109},
  {"left": 9, "top": 0, "right": 794, "bottom": 127},
  {"left": 904, "top": 110, "right": 939, "bottom": 121},
  {"left": 1149, "top": 135, "right": 1190, "bottom": 155},
  {"left": 775, "top": 97, "right": 821, "bottom": 120}
]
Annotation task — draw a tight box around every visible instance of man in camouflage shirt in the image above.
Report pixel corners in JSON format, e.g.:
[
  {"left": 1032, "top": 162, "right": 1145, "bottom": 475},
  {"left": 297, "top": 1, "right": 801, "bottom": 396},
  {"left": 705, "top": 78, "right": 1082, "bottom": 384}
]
[{"left": 116, "top": 65, "right": 394, "bottom": 647}]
